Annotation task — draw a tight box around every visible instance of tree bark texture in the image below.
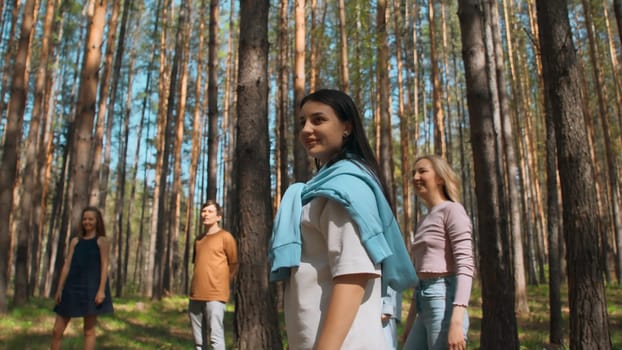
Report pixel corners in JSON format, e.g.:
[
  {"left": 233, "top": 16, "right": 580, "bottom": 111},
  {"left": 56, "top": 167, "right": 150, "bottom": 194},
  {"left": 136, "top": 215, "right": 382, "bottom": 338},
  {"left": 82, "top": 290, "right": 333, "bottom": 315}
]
[
  {"left": 0, "top": 0, "right": 37, "bottom": 310},
  {"left": 458, "top": 1, "right": 519, "bottom": 348},
  {"left": 536, "top": 0, "right": 611, "bottom": 348},
  {"left": 207, "top": 0, "right": 220, "bottom": 201},
  {"left": 293, "top": 0, "right": 310, "bottom": 181},
  {"left": 234, "top": 1, "right": 282, "bottom": 349}
]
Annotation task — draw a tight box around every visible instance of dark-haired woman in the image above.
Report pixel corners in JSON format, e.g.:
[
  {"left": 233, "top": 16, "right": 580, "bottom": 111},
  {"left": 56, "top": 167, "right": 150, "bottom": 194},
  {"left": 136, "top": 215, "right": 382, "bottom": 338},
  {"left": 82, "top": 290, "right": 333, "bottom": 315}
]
[
  {"left": 51, "top": 206, "right": 113, "bottom": 350},
  {"left": 270, "top": 89, "right": 417, "bottom": 349}
]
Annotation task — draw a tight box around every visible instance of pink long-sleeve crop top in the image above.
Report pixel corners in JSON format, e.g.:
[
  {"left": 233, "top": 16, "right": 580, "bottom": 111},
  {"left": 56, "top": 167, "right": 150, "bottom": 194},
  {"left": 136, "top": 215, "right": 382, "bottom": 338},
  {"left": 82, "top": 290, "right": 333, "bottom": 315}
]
[{"left": 412, "top": 200, "right": 474, "bottom": 306}]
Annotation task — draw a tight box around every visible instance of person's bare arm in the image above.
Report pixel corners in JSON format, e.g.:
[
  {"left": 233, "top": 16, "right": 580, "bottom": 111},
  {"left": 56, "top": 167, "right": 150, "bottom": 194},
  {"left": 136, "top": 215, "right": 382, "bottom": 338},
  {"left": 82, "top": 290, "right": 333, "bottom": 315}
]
[
  {"left": 54, "top": 238, "right": 78, "bottom": 304},
  {"left": 95, "top": 237, "right": 111, "bottom": 304},
  {"left": 314, "top": 273, "right": 376, "bottom": 350}
]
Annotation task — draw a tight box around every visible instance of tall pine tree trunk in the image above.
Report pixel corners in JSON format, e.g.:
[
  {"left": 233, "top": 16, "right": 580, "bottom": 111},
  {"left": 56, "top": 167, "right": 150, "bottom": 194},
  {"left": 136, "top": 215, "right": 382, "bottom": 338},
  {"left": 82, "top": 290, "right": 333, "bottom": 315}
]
[
  {"left": 429, "top": 1, "right": 446, "bottom": 157},
  {"left": 109, "top": 0, "right": 132, "bottom": 295},
  {"left": 0, "top": 0, "right": 37, "bottom": 311},
  {"left": 458, "top": 1, "right": 519, "bottom": 348},
  {"left": 486, "top": 0, "right": 530, "bottom": 315},
  {"left": 392, "top": 0, "right": 412, "bottom": 236},
  {"left": 207, "top": 0, "right": 220, "bottom": 200},
  {"left": 234, "top": 1, "right": 282, "bottom": 348},
  {"left": 276, "top": 0, "right": 290, "bottom": 205},
  {"left": 293, "top": 0, "right": 310, "bottom": 181},
  {"left": 536, "top": 0, "right": 612, "bottom": 348},
  {"left": 89, "top": 0, "right": 120, "bottom": 209},
  {"left": 544, "top": 78, "right": 564, "bottom": 347},
  {"left": 147, "top": 0, "right": 169, "bottom": 298},
  {"left": 376, "top": 0, "right": 395, "bottom": 202},
  {"left": 23, "top": 0, "right": 57, "bottom": 298},
  {"left": 70, "top": 0, "right": 108, "bottom": 233},
  {"left": 337, "top": 0, "right": 349, "bottom": 93},
  {"left": 183, "top": 0, "right": 208, "bottom": 294}
]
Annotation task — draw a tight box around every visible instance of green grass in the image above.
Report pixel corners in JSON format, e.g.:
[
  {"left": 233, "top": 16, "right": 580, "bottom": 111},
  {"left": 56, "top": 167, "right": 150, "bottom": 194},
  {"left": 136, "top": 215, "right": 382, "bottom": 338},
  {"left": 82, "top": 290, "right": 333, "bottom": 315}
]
[{"left": 1, "top": 284, "right": 620, "bottom": 349}]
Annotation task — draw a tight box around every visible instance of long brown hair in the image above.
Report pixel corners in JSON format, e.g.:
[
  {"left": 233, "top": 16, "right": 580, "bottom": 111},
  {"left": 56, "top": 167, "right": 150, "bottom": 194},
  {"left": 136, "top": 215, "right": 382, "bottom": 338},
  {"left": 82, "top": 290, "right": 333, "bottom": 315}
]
[{"left": 81, "top": 206, "right": 106, "bottom": 237}]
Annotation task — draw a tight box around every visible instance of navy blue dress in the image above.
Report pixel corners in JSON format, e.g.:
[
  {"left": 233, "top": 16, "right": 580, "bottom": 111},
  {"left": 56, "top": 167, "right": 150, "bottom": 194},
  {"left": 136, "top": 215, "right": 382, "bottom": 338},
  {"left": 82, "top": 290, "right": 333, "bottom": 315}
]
[{"left": 54, "top": 236, "right": 114, "bottom": 317}]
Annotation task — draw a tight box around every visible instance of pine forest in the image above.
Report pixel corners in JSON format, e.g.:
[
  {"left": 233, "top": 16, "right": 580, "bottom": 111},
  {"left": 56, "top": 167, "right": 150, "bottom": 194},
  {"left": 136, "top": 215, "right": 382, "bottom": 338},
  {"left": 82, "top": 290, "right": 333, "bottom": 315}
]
[{"left": 0, "top": 0, "right": 620, "bottom": 349}]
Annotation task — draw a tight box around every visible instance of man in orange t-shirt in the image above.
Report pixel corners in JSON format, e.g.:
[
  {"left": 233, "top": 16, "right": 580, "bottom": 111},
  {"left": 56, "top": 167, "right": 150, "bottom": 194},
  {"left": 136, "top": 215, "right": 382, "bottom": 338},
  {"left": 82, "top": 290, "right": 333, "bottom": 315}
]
[{"left": 189, "top": 200, "right": 238, "bottom": 350}]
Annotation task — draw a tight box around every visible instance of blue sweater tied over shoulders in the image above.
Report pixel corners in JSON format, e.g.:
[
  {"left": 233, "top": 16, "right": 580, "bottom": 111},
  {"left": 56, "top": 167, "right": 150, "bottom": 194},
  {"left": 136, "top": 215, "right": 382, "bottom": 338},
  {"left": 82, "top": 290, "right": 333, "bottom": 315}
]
[{"left": 269, "top": 159, "right": 418, "bottom": 295}]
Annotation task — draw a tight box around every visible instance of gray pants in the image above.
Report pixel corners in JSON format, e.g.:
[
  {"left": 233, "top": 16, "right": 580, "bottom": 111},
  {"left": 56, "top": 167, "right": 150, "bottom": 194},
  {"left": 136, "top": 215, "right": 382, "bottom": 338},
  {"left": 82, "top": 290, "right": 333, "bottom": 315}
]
[{"left": 188, "top": 300, "right": 226, "bottom": 350}]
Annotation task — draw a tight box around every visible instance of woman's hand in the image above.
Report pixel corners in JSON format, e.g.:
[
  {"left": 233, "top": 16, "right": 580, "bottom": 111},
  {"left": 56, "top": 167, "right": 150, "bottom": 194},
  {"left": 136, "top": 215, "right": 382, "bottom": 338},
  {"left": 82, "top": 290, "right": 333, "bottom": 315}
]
[
  {"left": 447, "top": 305, "right": 467, "bottom": 350},
  {"left": 95, "top": 290, "right": 106, "bottom": 305},
  {"left": 381, "top": 314, "right": 391, "bottom": 326},
  {"left": 447, "top": 322, "right": 466, "bottom": 350},
  {"left": 54, "top": 290, "right": 62, "bottom": 305}
]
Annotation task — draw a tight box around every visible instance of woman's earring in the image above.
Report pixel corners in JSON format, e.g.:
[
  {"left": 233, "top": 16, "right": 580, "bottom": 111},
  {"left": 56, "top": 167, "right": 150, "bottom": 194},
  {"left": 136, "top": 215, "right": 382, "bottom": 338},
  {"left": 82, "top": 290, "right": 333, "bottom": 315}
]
[{"left": 343, "top": 131, "right": 349, "bottom": 138}]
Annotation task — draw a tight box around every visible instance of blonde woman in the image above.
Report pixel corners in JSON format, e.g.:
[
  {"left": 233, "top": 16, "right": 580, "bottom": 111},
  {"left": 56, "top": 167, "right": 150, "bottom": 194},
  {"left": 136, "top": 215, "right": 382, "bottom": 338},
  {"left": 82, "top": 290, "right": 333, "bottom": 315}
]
[{"left": 402, "top": 155, "right": 474, "bottom": 350}]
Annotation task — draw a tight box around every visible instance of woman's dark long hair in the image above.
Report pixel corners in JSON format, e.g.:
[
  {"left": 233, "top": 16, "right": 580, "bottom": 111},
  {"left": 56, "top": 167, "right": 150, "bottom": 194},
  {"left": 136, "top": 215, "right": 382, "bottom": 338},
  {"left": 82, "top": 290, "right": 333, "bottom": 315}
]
[{"left": 300, "top": 89, "right": 393, "bottom": 207}]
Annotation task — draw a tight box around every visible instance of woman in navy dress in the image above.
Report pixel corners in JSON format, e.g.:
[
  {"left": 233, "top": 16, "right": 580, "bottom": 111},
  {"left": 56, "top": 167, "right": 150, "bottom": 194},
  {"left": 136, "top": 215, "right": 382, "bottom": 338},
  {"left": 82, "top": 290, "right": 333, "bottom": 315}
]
[{"left": 51, "top": 206, "right": 113, "bottom": 350}]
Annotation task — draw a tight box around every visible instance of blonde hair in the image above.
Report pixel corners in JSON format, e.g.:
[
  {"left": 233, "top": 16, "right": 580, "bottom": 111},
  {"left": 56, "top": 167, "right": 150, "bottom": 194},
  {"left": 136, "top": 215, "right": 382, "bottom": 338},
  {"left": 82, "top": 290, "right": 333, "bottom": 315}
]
[{"left": 414, "top": 155, "right": 462, "bottom": 203}]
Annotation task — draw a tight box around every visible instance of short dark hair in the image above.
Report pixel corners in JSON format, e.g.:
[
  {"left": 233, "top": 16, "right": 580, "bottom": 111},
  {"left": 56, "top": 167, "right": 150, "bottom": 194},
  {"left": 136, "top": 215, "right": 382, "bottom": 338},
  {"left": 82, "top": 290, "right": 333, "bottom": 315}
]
[{"left": 201, "top": 200, "right": 223, "bottom": 216}]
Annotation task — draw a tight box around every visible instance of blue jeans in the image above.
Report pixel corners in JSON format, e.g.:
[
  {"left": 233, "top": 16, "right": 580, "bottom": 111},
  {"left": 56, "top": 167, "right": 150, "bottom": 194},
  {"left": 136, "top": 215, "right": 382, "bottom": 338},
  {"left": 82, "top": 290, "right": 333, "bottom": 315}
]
[
  {"left": 403, "top": 276, "right": 469, "bottom": 350},
  {"left": 189, "top": 300, "right": 226, "bottom": 350}
]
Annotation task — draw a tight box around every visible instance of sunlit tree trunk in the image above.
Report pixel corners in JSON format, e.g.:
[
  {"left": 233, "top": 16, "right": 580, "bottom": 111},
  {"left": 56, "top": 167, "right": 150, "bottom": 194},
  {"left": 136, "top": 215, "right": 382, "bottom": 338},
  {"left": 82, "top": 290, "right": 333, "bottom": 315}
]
[
  {"left": 106, "top": 0, "right": 131, "bottom": 295},
  {"left": 116, "top": 50, "right": 136, "bottom": 295},
  {"left": 486, "top": 0, "right": 529, "bottom": 315},
  {"left": 458, "top": 1, "right": 519, "bottom": 348},
  {"left": 159, "top": 2, "right": 187, "bottom": 295},
  {"left": 536, "top": 0, "right": 612, "bottom": 348},
  {"left": 293, "top": 0, "right": 310, "bottom": 181},
  {"left": 39, "top": 5, "right": 64, "bottom": 296},
  {"left": 0, "top": 1, "right": 21, "bottom": 135},
  {"left": 146, "top": 0, "right": 169, "bottom": 299},
  {"left": 309, "top": 0, "right": 317, "bottom": 92},
  {"left": 234, "top": 1, "right": 282, "bottom": 348},
  {"left": 168, "top": 0, "right": 192, "bottom": 293},
  {"left": 440, "top": 0, "right": 456, "bottom": 161},
  {"left": 429, "top": 1, "right": 445, "bottom": 157},
  {"left": 50, "top": 16, "right": 85, "bottom": 300},
  {"left": 89, "top": 0, "right": 120, "bottom": 209},
  {"left": 580, "top": 0, "right": 618, "bottom": 284},
  {"left": 392, "top": 0, "right": 412, "bottom": 237},
  {"left": 132, "top": 14, "right": 155, "bottom": 287},
  {"left": 404, "top": 2, "right": 420, "bottom": 239},
  {"left": 276, "top": 0, "right": 289, "bottom": 205},
  {"left": 376, "top": 0, "right": 395, "bottom": 203},
  {"left": 593, "top": 0, "right": 622, "bottom": 284},
  {"left": 221, "top": 0, "right": 237, "bottom": 231},
  {"left": 0, "top": 0, "right": 37, "bottom": 311},
  {"left": 22, "top": 0, "right": 56, "bottom": 298},
  {"left": 70, "top": 0, "right": 107, "bottom": 234},
  {"left": 337, "top": 0, "right": 349, "bottom": 94},
  {"left": 183, "top": 0, "right": 207, "bottom": 294}
]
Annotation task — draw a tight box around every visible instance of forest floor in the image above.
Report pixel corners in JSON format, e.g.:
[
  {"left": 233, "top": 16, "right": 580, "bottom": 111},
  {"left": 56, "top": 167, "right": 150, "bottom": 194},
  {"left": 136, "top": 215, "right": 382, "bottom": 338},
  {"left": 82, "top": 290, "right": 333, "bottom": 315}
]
[{"left": 0, "top": 283, "right": 620, "bottom": 349}]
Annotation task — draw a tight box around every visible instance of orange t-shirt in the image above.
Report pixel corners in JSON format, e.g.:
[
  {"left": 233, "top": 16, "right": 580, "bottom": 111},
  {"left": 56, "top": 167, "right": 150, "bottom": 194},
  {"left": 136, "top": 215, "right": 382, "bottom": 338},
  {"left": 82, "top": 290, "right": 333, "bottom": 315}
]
[{"left": 189, "top": 230, "right": 238, "bottom": 302}]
